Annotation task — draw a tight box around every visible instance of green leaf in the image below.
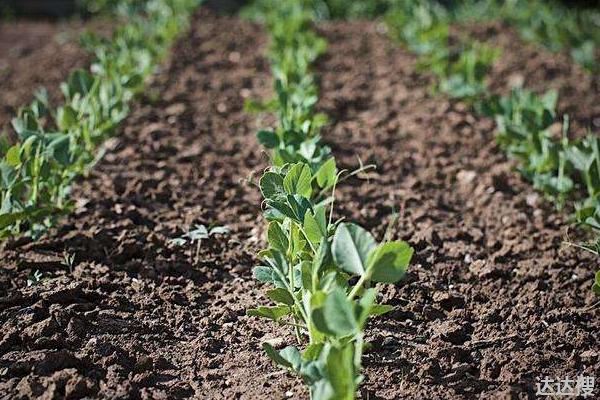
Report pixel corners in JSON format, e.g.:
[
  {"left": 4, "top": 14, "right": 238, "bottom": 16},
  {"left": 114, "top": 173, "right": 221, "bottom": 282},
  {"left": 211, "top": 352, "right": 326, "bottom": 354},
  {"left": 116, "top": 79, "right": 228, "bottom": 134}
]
[
  {"left": 287, "top": 194, "right": 312, "bottom": 222},
  {"left": 253, "top": 266, "right": 274, "bottom": 283},
  {"left": 267, "top": 288, "right": 295, "bottom": 306},
  {"left": 67, "top": 69, "right": 94, "bottom": 96},
  {"left": 370, "top": 304, "right": 394, "bottom": 316},
  {"left": 284, "top": 163, "right": 312, "bottom": 198},
  {"left": 541, "top": 89, "right": 558, "bottom": 111},
  {"left": 266, "top": 199, "right": 297, "bottom": 221},
  {"left": 0, "top": 210, "right": 27, "bottom": 229},
  {"left": 356, "top": 288, "right": 377, "bottom": 326},
  {"left": 5, "top": 145, "right": 21, "bottom": 167},
  {"left": 0, "top": 162, "right": 16, "bottom": 189},
  {"left": 257, "top": 130, "right": 279, "bottom": 149},
  {"left": 303, "top": 343, "right": 324, "bottom": 361},
  {"left": 304, "top": 210, "right": 325, "bottom": 244},
  {"left": 208, "top": 226, "right": 229, "bottom": 235},
  {"left": 332, "top": 223, "right": 376, "bottom": 277},
  {"left": 311, "top": 379, "right": 335, "bottom": 400},
  {"left": 247, "top": 305, "right": 290, "bottom": 321},
  {"left": 260, "top": 172, "right": 286, "bottom": 200},
  {"left": 312, "top": 308, "right": 335, "bottom": 336},
  {"left": 263, "top": 343, "right": 293, "bottom": 369},
  {"left": 265, "top": 249, "right": 289, "bottom": 275},
  {"left": 300, "top": 261, "right": 313, "bottom": 290},
  {"left": 326, "top": 344, "right": 356, "bottom": 400},
  {"left": 290, "top": 222, "right": 308, "bottom": 255},
  {"left": 316, "top": 288, "right": 358, "bottom": 337},
  {"left": 254, "top": 265, "right": 286, "bottom": 288},
  {"left": 310, "top": 290, "right": 328, "bottom": 310},
  {"left": 48, "top": 135, "right": 71, "bottom": 166},
  {"left": 268, "top": 221, "right": 289, "bottom": 253},
  {"left": 367, "top": 241, "right": 413, "bottom": 283},
  {"left": 315, "top": 157, "right": 337, "bottom": 189},
  {"left": 280, "top": 346, "right": 302, "bottom": 371},
  {"left": 312, "top": 239, "right": 331, "bottom": 280},
  {"left": 57, "top": 106, "right": 77, "bottom": 131},
  {"left": 0, "top": 206, "right": 56, "bottom": 230}
]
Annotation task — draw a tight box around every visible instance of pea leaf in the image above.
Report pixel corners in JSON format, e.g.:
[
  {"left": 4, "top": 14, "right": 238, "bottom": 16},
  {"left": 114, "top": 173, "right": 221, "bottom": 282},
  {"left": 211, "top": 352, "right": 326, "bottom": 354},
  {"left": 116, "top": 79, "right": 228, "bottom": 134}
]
[
  {"left": 267, "top": 288, "right": 295, "bottom": 306},
  {"left": 313, "top": 288, "right": 357, "bottom": 337},
  {"left": 356, "top": 288, "right": 377, "bottom": 326},
  {"left": 260, "top": 171, "right": 286, "bottom": 200},
  {"left": 304, "top": 210, "right": 325, "bottom": 244},
  {"left": 262, "top": 344, "right": 302, "bottom": 371},
  {"left": 367, "top": 241, "right": 413, "bottom": 283},
  {"left": 66, "top": 69, "right": 94, "bottom": 96},
  {"left": 265, "top": 249, "right": 289, "bottom": 275},
  {"left": 593, "top": 271, "right": 600, "bottom": 296},
  {"left": 370, "top": 304, "right": 394, "bottom": 316},
  {"left": 257, "top": 130, "right": 280, "bottom": 149},
  {"left": 287, "top": 194, "right": 312, "bottom": 222},
  {"left": 303, "top": 343, "right": 324, "bottom": 361},
  {"left": 268, "top": 221, "right": 289, "bottom": 253},
  {"left": 325, "top": 344, "right": 356, "bottom": 400},
  {"left": 263, "top": 343, "right": 291, "bottom": 368},
  {"left": 280, "top": 346, "right": 302, "bottom": 371},
  {"left": 284, "top": 163, "right": 312, "bottom": 198},
  {"left": 315, "top": 157, "right": 337, "bottom": 189},
  {"left": 253, "top": 265, "right": 286, "bottom": 288},
  {"left": 267, "top": 199, "right": 297, "bottom": 221},
  {"left": 5, "top": 145, "right": 21, "bottom": 167},
  {"left": 247, "top": 305, "right": 290, "bottom": 321},
  {"left": 57, "top": 106, "right": 77, "bottom": 131},
  {"left": 332, "top": 223, "right": 376, "bottom": 277},
  {"left": 253, "top": 266, "right": 274, "bottom": 283},
  {"left": 48, "top": 135, "right": 71, "bottom": 166}
]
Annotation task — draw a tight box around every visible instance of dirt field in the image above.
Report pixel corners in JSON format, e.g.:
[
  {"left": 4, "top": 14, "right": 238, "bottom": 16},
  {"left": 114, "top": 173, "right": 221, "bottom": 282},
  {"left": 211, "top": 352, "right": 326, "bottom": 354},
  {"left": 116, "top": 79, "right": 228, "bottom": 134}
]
[{"left": 0, "top": 8, "right": 598, "bottom": 399}]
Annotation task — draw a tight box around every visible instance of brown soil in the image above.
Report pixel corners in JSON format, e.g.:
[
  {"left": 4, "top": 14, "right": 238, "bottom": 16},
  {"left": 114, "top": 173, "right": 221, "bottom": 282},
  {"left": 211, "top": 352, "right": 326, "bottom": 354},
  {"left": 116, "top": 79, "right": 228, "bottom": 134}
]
[
  {"left": 0, "top": 10, "right": 598, "bottom": 400},
  {"left": 0, "top": 18, "right": 111, "bottom": 133}
]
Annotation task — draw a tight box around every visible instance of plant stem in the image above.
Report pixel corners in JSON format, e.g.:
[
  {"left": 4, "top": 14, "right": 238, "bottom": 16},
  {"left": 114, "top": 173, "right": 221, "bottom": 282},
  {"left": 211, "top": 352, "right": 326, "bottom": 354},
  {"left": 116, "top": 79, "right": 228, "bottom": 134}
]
[{"left": 348, "top": 274, "right": 369, "bottom": 301}]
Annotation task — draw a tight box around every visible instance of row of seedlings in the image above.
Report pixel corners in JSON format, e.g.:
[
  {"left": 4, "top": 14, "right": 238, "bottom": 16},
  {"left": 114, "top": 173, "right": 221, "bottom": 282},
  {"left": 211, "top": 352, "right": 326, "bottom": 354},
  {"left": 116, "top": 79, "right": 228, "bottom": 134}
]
[
  {"left": 287, "top": 0, "right": 599, "bottom": 74},
  {"left": 245, "top": 2, "right": 414, "bottom": 399},
  {"left": 0, "top": 0, "right": 200, "bottom": 239},
  {"left": 385, "top": 0, "right": 600, "bottom": 294},
  {"left": 448, "top": 0, "right": 600, "bottom": 73}
]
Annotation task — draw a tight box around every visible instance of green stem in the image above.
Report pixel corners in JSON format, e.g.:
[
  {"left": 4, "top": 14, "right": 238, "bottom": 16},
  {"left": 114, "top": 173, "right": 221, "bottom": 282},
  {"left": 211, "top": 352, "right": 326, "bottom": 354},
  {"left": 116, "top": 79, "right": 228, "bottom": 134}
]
[{"left": 348, "top": 273, "right": 369, "bottom": 301}]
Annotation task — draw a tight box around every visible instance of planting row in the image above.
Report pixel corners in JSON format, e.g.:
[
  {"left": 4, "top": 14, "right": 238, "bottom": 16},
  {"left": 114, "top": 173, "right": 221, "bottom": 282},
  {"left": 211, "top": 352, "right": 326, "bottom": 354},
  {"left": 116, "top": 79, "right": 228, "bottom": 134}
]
[
  {"left": 383, "top": 0, "right": 600, "bottom": 295},
  {"left": 244, "top": 2, "right": 413, "bottom": 399},
  {"left": 290, "top": 0, "right": 599, "bottom": 73},
  {"left": 446, "top": 0, "right": 600, "bottom": 74},
  {"left": 0, "top": 0, "right": 199, "bottom": 239}
]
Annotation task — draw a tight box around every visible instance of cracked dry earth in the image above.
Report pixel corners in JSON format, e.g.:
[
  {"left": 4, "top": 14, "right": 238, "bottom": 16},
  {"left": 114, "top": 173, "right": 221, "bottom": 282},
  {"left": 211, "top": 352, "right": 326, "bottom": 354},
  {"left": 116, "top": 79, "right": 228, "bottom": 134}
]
[{"left": 0, "top": 10, "right": 598, "bottom": 400}]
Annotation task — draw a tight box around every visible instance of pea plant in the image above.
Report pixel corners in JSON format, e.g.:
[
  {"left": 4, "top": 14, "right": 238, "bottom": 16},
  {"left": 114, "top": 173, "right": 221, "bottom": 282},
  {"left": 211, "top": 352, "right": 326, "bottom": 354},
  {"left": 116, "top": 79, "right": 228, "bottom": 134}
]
[
  {"left": 480, "top": 89, "right": 566, "bottom": 198},
  {"left": 0, "top": 0, "right": 200, "bottom": 239},
  {"left": 170, "top": 224, "right": 230, "bottom": 264},
  {"left": 385, "top": 0, "right": 599, "bottom": 294},
  {"left": 386, "top": 0, "right": 497, "bottom": 101},
  {"left": 244, "top": 2, "right": 413, "bottom": 398},
  {"left": 442, "top": 0, "right": 599, "bottom": 73},
  {"left": 481, "top": 87, "right": 600, "bottom": 292},
  {"left": 496, "top": 0, "right": 598, "bottom": 73}
]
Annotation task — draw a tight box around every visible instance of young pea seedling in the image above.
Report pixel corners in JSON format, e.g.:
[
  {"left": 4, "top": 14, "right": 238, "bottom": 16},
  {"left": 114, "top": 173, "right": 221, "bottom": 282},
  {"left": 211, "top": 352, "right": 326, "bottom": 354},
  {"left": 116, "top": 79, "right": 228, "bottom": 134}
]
[{"left": 170, "top": 224, "right": 230, "bottom": 264}]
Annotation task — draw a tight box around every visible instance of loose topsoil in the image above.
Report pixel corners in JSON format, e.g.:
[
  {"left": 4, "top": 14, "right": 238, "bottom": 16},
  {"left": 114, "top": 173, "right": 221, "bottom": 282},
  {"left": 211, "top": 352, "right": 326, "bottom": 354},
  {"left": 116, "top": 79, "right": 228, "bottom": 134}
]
[{"left": 0, "top": 9, "right": 598, "bottom": 400}]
